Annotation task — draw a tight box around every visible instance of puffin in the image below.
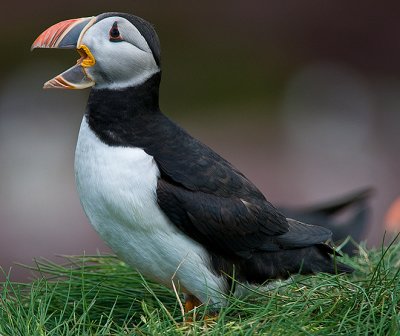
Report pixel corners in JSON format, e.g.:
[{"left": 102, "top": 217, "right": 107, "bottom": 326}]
[{"left": 31, "top": 12, "right": 353, "bottom": 312}]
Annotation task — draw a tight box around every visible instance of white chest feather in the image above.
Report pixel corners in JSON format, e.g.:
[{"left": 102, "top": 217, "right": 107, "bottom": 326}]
[
  {"left": 74, "top": 117, "right": 165, "bottom": 234},
  {"left": 74, "top": 117, "right": 226, "bottom": 302}
]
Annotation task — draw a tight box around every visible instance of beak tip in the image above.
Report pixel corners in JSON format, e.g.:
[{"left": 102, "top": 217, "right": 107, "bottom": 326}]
[
  {"left": 43, "top": 79, "right": 57, "bottom": 89},
  {"left": 30, "top": 41, "right": 37, "bottom": 51},
  {"left": 31, "top": 39, "right": 43, "bottom": 51}
]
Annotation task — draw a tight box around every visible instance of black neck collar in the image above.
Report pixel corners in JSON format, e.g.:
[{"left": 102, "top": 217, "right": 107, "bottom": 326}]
[
  {"left": 86, "top": 72, "right": 164, "bottom": 146},
  {"left": 87, "top": 72, "right": 161, "bottom": 119}
]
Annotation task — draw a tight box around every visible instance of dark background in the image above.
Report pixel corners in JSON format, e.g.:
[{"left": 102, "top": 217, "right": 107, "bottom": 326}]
[{"left": 1, "top": 1, "right": 399, "bottom": 280}]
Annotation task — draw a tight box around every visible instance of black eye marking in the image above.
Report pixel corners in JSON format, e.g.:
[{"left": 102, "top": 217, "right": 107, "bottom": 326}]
[{"left": 109, "top": 22, "right": 123, "bottom": 42}]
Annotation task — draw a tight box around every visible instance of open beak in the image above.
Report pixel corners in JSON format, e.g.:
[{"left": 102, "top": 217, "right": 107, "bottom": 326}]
[{"left": 31, "top": 17, "right": 96, "bottom": 89}]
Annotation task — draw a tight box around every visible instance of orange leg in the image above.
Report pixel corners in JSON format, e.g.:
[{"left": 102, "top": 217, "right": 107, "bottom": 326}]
[
  {"left": 184, "top": 294, "right": 218, "bottom": 322},
  {"left": 184, "top": 294, "right": 202, "bottom": 313}
]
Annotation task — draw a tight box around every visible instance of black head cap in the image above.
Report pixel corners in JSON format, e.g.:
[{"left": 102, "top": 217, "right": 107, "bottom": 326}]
[{"left": 96, "top": 12, "right": 161, "bottom": 67}]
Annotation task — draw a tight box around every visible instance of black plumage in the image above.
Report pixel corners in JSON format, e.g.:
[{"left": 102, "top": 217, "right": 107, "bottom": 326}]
[
  {"left": 280, "top": 188, "right": 372, "bottom": 255},
  {"left": 87, "top": 68, "right": 353, "bottom": 285}
]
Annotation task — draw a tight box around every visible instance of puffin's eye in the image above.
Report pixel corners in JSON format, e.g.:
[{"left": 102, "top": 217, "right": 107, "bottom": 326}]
[{"left": 109, "top": 22, "right": 122, "bottom": 42}]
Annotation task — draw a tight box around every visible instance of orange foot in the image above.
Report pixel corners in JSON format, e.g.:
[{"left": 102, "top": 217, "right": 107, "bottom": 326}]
[
  {"left": 185, "top": 294, "right": 202, "bottom": 313},
  {"left": 184, "top": 294, "right": 218, "bottom": 322}
]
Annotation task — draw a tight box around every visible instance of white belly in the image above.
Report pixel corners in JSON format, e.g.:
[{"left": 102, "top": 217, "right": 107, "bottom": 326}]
[{"left": 74, "top": 117, "right": 225, "bottom": 302}]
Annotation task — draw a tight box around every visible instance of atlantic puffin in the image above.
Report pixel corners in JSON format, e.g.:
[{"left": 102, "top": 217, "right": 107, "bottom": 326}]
[{"left": 31, "top": 12, "right": 352, "bottom": 312}]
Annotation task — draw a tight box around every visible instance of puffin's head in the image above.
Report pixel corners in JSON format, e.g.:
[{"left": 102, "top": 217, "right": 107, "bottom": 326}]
[{"left": 31, "top": 12, "right": 160, "bottom": 90}]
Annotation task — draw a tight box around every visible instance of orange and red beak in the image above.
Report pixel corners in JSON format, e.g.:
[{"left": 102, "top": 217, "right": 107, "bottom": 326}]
[{"left": 31, "top": 17, "right": 97, "bottom": 89}]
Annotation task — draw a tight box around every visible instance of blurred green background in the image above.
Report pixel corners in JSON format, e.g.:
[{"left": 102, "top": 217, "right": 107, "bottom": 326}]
[{"left": 1, "top": 1, "right": 399, "bottom": 279}]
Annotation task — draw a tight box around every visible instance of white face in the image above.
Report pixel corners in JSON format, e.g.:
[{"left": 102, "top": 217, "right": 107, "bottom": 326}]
[{"left": 80, "top": 16, "right": 159, "bottom": 89}]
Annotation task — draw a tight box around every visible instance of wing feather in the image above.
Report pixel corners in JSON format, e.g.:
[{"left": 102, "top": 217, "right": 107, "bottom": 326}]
[{"left": 157, "top": 178, "right": 289, "bottom": 257}]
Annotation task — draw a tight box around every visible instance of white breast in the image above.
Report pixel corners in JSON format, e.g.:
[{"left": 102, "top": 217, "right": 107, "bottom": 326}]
[{"left": 74, "top": 117, "right": 226, "bottom": 305}]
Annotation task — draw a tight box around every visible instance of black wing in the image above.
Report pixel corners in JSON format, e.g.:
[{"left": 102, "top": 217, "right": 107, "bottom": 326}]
[
  {"left": 157, "top": 178, "right": 291, "bottom": 256},
  {"left": 149, "top": 114, "right": 331, "bottom": 257}
]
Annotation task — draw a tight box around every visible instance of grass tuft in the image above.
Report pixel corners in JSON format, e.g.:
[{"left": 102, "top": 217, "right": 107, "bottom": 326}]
[{"left": 1, "top": 240, "right": 400, "bottom": 335}]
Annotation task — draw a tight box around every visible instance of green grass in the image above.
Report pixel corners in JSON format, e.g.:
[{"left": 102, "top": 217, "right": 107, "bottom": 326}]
[{"left": 1, "top": 239, "right": 400, "bottom": 336}]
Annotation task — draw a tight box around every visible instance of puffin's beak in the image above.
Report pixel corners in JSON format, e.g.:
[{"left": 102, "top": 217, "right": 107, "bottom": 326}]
[{"left": 31, "top": 17, "right": 96, "bottom": 89}]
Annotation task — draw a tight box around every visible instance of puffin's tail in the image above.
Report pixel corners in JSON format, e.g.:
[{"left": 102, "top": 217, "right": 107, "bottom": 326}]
[
  {"left": 293, "top": 243, "right": 354, "bottom": 275},
  {"left": 240, "top": 244, "right": 353, "bottom": 284},
  {"left": 239, "top": 219, "right": 353, "bottom": 283},
  {"left": 279, "top": 187, "right": 373, "bottom": 255}
]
